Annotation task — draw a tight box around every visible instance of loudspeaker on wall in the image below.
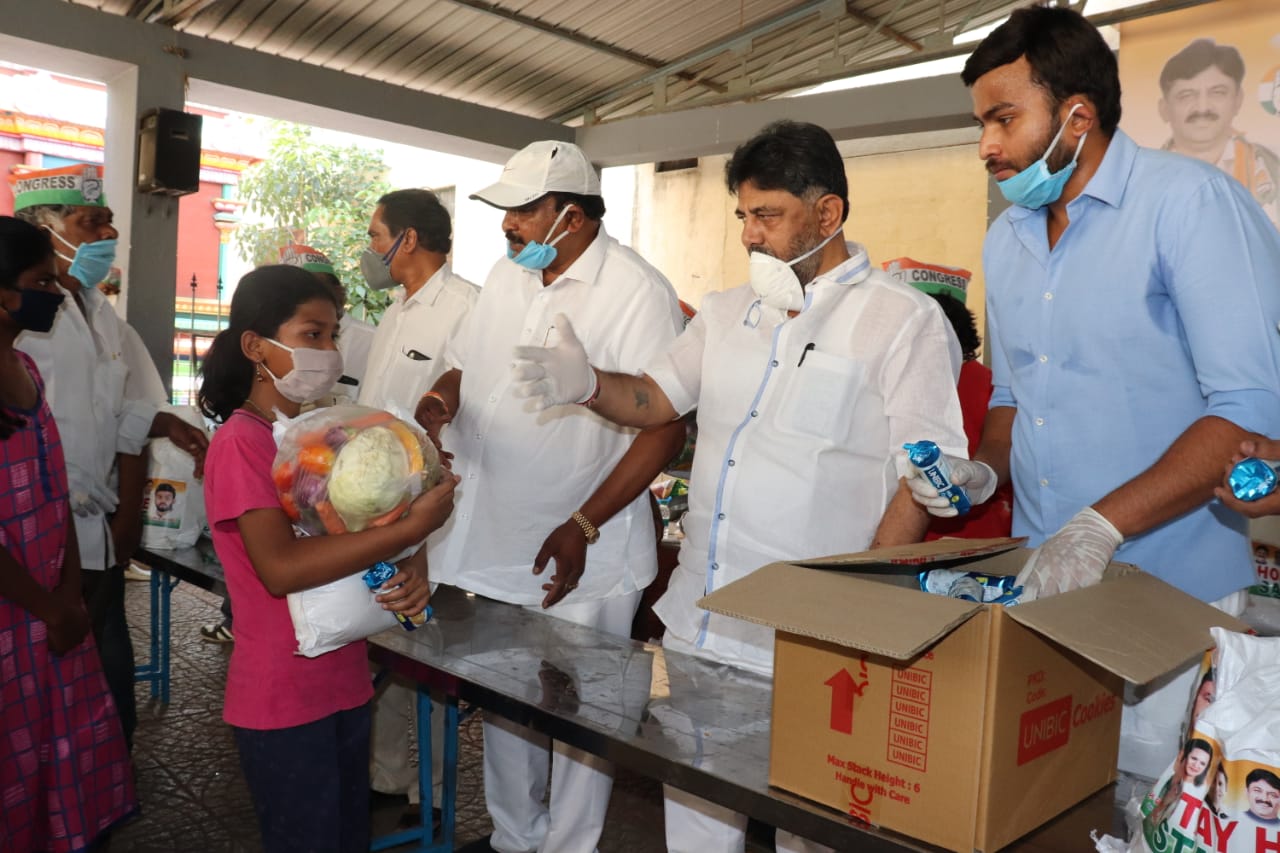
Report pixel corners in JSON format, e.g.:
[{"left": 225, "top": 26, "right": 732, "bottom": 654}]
[{"left": 137, "top": 108, "right": 202, "bottom": 196}]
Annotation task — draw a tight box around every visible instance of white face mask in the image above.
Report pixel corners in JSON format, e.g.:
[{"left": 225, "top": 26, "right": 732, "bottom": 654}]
[
  {"left": 748, "top": 229, "right": 841, "bottom": 312},
  {"left": 261, "top": 338, "right": 344, "bottom": 404}
]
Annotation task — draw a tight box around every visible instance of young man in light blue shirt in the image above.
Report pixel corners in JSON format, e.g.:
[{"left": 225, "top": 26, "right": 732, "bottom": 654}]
[{"left": 906, "top": 5, "right": 1280, "bottom": 785}]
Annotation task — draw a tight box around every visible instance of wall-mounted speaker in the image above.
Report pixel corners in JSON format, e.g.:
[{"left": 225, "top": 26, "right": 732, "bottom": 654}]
[{"left": 137, "top": 108, "right": 202, "bottom": 196}]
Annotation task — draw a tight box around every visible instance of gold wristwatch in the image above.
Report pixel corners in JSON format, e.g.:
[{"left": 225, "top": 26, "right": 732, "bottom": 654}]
[{"left": 571, "top": 511, "right": 600, "bottom": 545}]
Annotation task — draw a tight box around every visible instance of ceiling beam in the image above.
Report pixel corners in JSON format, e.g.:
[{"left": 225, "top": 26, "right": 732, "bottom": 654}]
[
  {"left": 844, "top": 2, "right": 923, "bottom": 52},
  {"left": 575, "top": 73, "right": 978, "bottom": 167},
  {"left": 437, "top": 0, "right": 726, "bottom": 95}
]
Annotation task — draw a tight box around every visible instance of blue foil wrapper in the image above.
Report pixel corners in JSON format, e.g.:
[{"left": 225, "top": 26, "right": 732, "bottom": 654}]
[
  {"left": 918, "top": 569, "right": 1023, "bottom": 606},
  {"left": 362, "top": 561, "right": 431, "bottom": 631},
  {"left": 1229, "top": 458, "right": 1279, "bottom": 502},
  {"left": 903, "top": 440, "right": 972, "bottom": 515}
]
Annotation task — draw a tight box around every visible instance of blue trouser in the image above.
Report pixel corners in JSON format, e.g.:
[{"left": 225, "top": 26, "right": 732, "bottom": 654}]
[{"left": 234, "top": 702, "right": 372, "bottom": 853}]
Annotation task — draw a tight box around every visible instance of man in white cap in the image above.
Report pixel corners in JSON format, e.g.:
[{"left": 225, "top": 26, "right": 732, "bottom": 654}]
[
  {"left": 419, "top": 140, "right": 686, "bottom": 853},
  {"left": 10, "top": 163, "right": 208, "bottom": 749}
]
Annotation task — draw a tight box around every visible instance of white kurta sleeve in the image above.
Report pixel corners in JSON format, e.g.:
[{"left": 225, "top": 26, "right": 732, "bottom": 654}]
[
  {"left": 644, "top": 304, "right": 709, "bottom": 418},
  {"left": 117, "top": 321, "right": 165, "bottom": 455}
]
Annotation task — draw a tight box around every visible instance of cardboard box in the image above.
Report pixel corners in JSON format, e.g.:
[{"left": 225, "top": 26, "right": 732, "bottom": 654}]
[{"left": 699, "top": 538, "right": 1250, "bottom": 852}]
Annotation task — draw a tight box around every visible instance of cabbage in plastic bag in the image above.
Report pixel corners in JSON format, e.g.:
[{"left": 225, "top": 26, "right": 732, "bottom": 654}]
[{"left": 270, "top": 405, "right": 442, "bottom": 536}]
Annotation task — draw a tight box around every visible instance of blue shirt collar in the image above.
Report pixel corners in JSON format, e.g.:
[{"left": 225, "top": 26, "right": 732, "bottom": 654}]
[{"left": 1006, "top": 128, "right": 1137, "bottom": 224}]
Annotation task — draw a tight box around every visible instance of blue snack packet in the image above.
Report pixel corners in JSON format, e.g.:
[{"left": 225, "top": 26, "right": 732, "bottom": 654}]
[
  {"left": 903, "top": 440, "right": 971, "bottom": 515},
  {"left": 918, "top": 569, "right": 1023, "bottom": 606},
  {"left": 1228, "top": 458, "right": 1279, "bottom": 502},
  {"left": 362, "top": 561, "right": 431, "bottom": 631}
]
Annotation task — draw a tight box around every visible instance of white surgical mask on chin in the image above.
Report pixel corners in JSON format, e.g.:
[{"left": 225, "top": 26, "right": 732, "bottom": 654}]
[
  {"left": 261, "top": 338, "right": 344, "bottom": 403},
  {"left": 748, "top": 229, "right": 841, "bottom": 312}
]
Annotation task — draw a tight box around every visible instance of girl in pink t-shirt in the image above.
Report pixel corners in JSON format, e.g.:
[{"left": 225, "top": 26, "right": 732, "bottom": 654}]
[{"left": 197, "top": 264, "right": 457, "bottom": 853}]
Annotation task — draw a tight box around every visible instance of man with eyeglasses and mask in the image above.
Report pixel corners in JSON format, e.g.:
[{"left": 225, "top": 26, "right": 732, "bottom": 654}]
[
  {"left": 903, "top": 5, "right": 1280, "bottom": 795},
  {"left": 507, "top": 121, "right": 966, "bottom": 853},
  {"left": 417, "top": 140, "right": 686, "bottom": 853},
  {"left": 9, "top": 164, "right": 209, "bottom": 750},
  {"left": 358, "top": 188, "right": 477, "bottom": 826}
]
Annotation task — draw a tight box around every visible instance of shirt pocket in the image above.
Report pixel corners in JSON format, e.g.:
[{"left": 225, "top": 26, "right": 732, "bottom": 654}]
[
  {"left": 773, "top": 349, "right": 864, "bottom": 441},
  {"left": 387, "top": 353, "right": 443, "bottom": 411},
  {"left": 99, "top": 354, "right": 128, "bottom": 419}
]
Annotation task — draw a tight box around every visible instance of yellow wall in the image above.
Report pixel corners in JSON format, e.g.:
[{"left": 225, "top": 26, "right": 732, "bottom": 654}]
[
  {"left": 844, "top": 144, "right": 991, "bottom": 348},
  {"left": 632, "top": 143, "right": 990, "bottom": 347}
]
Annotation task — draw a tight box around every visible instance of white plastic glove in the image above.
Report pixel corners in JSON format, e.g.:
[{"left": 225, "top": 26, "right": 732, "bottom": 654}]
[
  {"left": 88, "top": 480, "right": 119, "bottom": 515},
  {"left": 903, "top": 455, "right": 998, "bottom": 517},
  {"left": 510, "top": 313, "right": 598, "bottom": 411},
  {"left": 67, "top": 462, "right": 105, "bottom": 517},
  {"left": 1014, "top": 507, "right": 1123, "bottom": 602}
]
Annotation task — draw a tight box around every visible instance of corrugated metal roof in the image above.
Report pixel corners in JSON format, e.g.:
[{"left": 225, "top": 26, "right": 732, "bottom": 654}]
[{"left": 57, "top": 0, "right": 1138, "bottom": 125}]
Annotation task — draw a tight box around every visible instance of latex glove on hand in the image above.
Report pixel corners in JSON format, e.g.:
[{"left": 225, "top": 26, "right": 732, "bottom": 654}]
[
  {"left": 89, "top": 480, "right": 119, "bottom": 515},
  {"left": 510, "top": 313, "right": 597, "bottom": 411},
  {"left": 903, "top": 455, "right": 997, "bottom": 517},
  {"left": 1014, "top": 507, "right": 1122, "bottom": 602},
  {"left": 66, "top": 466, "right": 117, "bottom": 517}
]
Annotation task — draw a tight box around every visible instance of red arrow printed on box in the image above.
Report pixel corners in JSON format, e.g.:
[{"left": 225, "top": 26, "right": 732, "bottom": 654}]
[{"left": 824, "top": 668, "right": 868, "bottom": 734}]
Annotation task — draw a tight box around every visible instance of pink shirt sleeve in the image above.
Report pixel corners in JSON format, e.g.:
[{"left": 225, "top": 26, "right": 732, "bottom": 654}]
[{"left": 204, "top": 412, "right": 281, "bottom": 530}]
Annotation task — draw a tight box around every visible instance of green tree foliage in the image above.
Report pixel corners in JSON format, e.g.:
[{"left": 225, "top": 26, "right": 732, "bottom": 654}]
[{"left": 235, "top": 122, "right": 393, "bottom": 323}]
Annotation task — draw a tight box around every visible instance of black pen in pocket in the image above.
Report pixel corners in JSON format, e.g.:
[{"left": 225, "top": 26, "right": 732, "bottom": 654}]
[
  {"left": 798, "top": 342, "right": 816, "bottom": 367},
  {"left": 403, "top": 348, "right": 431, "bottom": 361}
]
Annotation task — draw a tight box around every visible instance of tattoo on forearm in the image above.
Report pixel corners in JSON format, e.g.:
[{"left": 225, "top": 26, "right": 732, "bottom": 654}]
[{"left": 634, "top": 388, "right": 649, "bottom": 410}]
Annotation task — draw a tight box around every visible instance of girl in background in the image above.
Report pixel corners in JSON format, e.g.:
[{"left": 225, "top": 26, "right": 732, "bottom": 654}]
[
  {"left": 0, "top": 216, "right": 136, "bottom": 851},
  {"left": 198, "top": 264, "right": 457, "bottom": 852}
]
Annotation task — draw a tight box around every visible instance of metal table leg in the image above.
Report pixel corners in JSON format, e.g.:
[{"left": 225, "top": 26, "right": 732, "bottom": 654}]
[
  {"left": 370, "top": 685, "right": 460, "bottom": 853},
  {"left": 133, "top": 567, "right": 176, "bottom": 702}
]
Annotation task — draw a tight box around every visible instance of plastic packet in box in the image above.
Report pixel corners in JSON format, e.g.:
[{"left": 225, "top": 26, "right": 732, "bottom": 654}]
[{"left": 269, "top": 404, "right": 442, "bottom": 657}]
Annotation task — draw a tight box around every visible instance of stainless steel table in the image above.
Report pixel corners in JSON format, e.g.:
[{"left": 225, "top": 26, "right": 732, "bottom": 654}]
[
  {"left": 136, "top": 545, "right": 1120, "bottom": 851},
  {"left": 369, "top": 585, "right": 1121, "bottom": 852}
]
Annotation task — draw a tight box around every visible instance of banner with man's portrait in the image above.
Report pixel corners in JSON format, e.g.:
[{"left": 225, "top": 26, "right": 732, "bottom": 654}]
[{"left": 1119, "top": 0, "right": 1280, "bottom": 229}]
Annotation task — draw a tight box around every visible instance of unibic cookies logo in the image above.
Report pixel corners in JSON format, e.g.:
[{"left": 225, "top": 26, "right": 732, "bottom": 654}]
[{"left": 1017, "top": 692, "right": 1117, "bottom": 766}]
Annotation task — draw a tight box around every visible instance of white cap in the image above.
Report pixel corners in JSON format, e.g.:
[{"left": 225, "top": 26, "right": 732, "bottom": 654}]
[{"left": 470, "top": 140, "right": 601, "bottom": 209}]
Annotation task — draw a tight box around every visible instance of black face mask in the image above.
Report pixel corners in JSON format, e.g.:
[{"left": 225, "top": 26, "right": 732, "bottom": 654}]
[{"left": 5, "top": 288, "right": 65, "bottom": 333}]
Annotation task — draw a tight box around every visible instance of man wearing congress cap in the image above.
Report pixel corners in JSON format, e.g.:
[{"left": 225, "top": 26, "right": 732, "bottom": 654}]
[{"left": 10, "top": 163, "right": 207, "bottom": 747}]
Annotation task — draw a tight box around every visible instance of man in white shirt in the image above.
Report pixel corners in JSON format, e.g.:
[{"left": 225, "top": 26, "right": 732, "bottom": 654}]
[
  {"left": 509, "top": 122, "right": 967, "bottom": 853},
  {"left": 420, "top": 140, "right": 686, "bottom": 853},
  {"left": 10, "top": 164, "right": 208, "bottom": 749},
  {"left": 278, "top": 243, "right": 375, "bottom": 404},
  {"left": 359, "top": 189, "right": 478, "bottom": 413},
  {"left": 358, "top": 189, "right": 478, "bottom": 819}
]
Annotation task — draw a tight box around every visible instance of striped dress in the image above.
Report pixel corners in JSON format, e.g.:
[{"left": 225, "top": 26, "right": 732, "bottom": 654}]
[{"left": 0, "top": 352, "right": 136, "bottom": 852}]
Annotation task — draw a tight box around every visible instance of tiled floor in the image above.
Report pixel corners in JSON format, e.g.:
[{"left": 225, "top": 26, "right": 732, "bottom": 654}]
[{"left": 111, "top": 579, "right": 720, "bottom": 852}]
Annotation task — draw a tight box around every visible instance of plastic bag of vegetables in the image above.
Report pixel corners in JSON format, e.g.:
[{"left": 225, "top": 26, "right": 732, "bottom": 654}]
[
  {"left": 269, "top": 405, "right": 442, "bottom": 656},
  {"left": 272, "top": 405, "right": 443, "bottom": 536}
]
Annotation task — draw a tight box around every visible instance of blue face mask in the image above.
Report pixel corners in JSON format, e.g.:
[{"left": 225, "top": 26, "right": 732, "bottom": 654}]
[
  {"left": 48, "top": 227, "right": 117, "bottom": 290},
  {"left": 997, "top": 104, "right": 1087, "bottom": 210},
  {"left": 508, "top": 204, "right": 574, "bottom": 271}
]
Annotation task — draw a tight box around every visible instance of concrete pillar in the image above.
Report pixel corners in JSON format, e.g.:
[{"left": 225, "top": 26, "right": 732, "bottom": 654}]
[{"left": 104, "top": 62, "right": 185, "bottom": 394}]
